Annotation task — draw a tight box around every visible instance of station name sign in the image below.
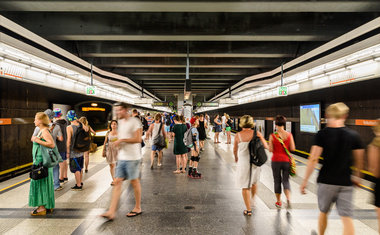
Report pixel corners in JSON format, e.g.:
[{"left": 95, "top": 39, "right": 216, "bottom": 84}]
[
  {"left": 152, "top": 102, "right": 169, "bottom": 107},
  {"left": 201, "top": 102, "right": 219, "bottom": 107}
]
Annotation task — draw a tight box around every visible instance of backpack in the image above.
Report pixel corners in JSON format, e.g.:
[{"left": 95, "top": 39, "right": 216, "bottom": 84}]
[
  {"left": 55, "top": 119, "right": 68, "bottom": 153},
  {"left": 152, "top": 122, "right": 166, "bottom": 148},
  {"left": 248, "top": 127, "right": 268, "bottom": 166},
  {"left": 73, "top": 122, "right": 91, "bottom": 152},
  {"left": 183, "top": 127, "right": 194, "bottom": 148},
  {"left": 142, "top": 117, "right": 149, "bottom": 131},
  {"left": 165, "top": 116, "right": 171, "bottom": 126}
]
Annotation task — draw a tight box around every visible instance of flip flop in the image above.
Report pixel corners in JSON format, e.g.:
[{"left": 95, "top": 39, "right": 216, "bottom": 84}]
[{"left": 126, "top": 211, "right": 142, "bottom": 217}]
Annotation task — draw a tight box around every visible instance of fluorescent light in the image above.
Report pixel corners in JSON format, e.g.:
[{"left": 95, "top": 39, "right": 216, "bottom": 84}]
[
  {"left": 347, "top": 60, "right": 376, "bottom": 69},
  {"left": 325, "top": 68, "right": 345, "bottom": 75}
]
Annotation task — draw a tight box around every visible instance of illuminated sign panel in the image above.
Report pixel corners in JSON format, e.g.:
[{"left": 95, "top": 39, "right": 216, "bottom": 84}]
[{"left": 82, "top": 107, "right": 105, "bottom": 112}]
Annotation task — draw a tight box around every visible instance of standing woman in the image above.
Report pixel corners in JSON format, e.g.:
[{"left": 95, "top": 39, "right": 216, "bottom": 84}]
[
  {"left": 225, "top": 114, "right": 232, "bottom": 144},
  {"left": 234, "top": 115, "right": 268, "bottom": 216},
  {"left": 269, "top": 115, "right": 296, "bottom": 209},
  {"left": 79, "top": 117, "right": 96, "bottom": 173},
  {"left": 197, "top": 114, "right": 207, "bottom": 151},
  {"left": 214, "top": 114, "right": 222, "bottom": 143},
  {"left": 368, "top": 120, "right": 380, "bottom": 231},
  {"left": 172, "top": 115, "right": 188, "bottom": 174},
  {"left": 29, "top": 112, "right": 56, "bottom": 215},
  {"left": 102, "top": 120, "right": 118, "bottom": 185}
]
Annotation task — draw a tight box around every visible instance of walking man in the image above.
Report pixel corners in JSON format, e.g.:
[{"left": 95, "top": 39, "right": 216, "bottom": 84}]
[
  {"left": 101, "top": 102, "right": 143, "bottom": 220},
  {"left": 300, "top": 102, "right": 364, "bottom": 235}
]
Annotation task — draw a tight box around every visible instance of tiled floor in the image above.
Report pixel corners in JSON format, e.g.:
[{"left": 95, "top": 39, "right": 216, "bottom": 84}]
[{"left": 0, "top": 132, "right": 378, "bottom": 234}]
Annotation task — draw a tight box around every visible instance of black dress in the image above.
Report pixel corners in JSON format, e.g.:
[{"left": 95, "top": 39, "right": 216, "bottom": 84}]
[{"left": 198, "top": 120, "right": 206, "bottom": 141}]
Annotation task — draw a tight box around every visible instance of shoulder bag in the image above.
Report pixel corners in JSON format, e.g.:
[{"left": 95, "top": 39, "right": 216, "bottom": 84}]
[{"left": 273, "top": 132, "right": 296, "bottom": 176}]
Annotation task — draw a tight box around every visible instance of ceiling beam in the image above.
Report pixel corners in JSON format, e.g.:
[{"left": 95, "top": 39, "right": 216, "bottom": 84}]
[
  {"left": 46, "top": 35, "right": 331, "bottom": 41},
  {"left": 1, "top": 1, "right": 379, "bottom": 12},
  {"left": 81, "top": 53, "right": 294, "bottom": 58}
]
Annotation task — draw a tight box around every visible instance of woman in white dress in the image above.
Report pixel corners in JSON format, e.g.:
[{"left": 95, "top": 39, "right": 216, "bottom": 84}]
[{"left": 233, "top": 115, "right": 268, "bottom": 216}]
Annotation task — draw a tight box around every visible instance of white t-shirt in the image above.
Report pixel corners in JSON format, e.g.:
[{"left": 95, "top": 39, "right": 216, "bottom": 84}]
[
  {"left": 222, "top": 116, "right": 226, "bottom": 124},
  {"left": 117, "top": 117, "right": 143, "bottom": 161}
]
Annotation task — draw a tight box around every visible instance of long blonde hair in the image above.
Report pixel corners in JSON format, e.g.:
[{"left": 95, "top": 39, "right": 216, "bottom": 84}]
[{"left": 79, "top": 116, "right": 89, "bottom": 127}]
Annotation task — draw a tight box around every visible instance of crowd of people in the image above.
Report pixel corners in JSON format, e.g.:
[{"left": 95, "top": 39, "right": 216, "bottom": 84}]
[{"left": 27, "top": 102, "right": 380, "bottom": 235}]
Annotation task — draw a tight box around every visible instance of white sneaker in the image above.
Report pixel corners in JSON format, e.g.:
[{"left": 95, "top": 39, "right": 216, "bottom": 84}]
[{"left": 157, "top": 163, "right": 162, "bottom": 167}]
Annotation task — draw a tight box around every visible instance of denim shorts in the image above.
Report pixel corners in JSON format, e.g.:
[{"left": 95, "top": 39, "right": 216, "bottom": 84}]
[
  {"left": 70, "top": 156, "right": 84, "bottom": 173},
  {"left": 152, "top": 145, "right": 164, "bottom": 151},
  {"left": 165, "top": 125, "right": 171, "bottom": 133},
  {"left": 115, "top": 160, "right": 141, "bottom": 180},
  {"left": 60, "top": 152, "right": 67, "bottom": 161}
]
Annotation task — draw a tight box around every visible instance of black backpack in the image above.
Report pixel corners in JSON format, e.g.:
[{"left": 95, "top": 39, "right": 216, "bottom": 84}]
[
  {"left": 55, "top": 119, "right": 68, "bottom": 153},
  {"left": 142, "top": 117, "right": 149, "bottom": 131},
  {"left": 165, "top": 116, "right": 171, "bottom": 126},
  {"left": 248, "top": 127, "right": 268, "bottom": 166},
  {"left": 73, "top": 122, "right": 91, "bottom": 152}
]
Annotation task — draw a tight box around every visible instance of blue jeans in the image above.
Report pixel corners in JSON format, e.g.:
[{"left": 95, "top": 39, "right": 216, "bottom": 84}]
[{"left": 53, "top": 164, "right": 60, "bottom": 190}]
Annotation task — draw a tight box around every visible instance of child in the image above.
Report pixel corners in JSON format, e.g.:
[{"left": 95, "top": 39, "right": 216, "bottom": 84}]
[{"left": 188, "top": 117, "right": 201, "bottom": 179}]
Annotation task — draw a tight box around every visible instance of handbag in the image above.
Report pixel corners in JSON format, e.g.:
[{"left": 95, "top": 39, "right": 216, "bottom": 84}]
[
  {"left": 37, "top": 131, "right": 63, "bottom": 168},
  {"left": 30, "top": 162, "right": 49, "bottom": 180},
  {"left": 41, "top": 144, "right": 62, "bottom": 168},
  {"left": 30, "top": 145, "right": 48, "bottom": 180},
  {"left": 152, "top": 122, "right": 166, "bottom": 148},
  {"left": 273, "top": 132, "right": 296, "bottom": 176}
]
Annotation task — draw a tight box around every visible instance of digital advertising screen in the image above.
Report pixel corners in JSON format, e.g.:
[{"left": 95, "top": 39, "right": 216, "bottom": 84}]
[{"left": 300, "top": 104, "right": 321, "bottom": 133}]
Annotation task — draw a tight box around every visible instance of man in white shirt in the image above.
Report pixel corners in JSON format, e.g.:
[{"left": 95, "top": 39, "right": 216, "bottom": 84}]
[
  {"left": 222, "top": 113, "right": 227, "bottom": 135},
  {"left": 101, "top": 102, "right": 143, "bottom": 220}
]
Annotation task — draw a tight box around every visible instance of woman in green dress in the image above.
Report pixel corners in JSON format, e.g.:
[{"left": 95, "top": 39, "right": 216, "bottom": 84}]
[
  {"left": 172, "top": 115, "right": 188, "bottom": 174},
  {"left": 29, "top": 112, "right": 56, "bottom": 216}
]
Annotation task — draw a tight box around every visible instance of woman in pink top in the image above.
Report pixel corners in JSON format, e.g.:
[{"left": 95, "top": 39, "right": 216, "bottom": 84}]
[{"left": 269, "top": 115, "right": 296, "bottom": 209}]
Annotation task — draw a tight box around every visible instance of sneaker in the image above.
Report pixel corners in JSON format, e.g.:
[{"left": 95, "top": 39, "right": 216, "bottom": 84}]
[
  {"left": 275, "top": 202, "right": 282, "bottom": 209},
  {"left": 286, "top": 200, "right": 292, "bottom": 210},
  {"left": 59, "top": 179, "right": 65, "bottom": 184},
  {"left": 64, "top": 178, "right": 68, "bottom": 182},
  {"left": 71, "top": 185, "right": 82, "bottom": 191},
  {"left": 55, "top": 186, "right": 64, "bottom": 191},
  {"left": 157, "top": 163, "right": 162, "bottom": 167},
  {"left": 85, "top": 169, "right": 88, "bottom": 173}
]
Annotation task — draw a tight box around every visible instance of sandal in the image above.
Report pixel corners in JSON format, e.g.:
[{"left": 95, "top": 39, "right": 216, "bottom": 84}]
[
  {"left": 126, "top": 211, "right": 142, "bottom": 217},
  {"left": 31, "top": 208, "right": 46, "bottom": 216},
  {"left": 243, "top": 210, "right": 252, "bottom": 216},
  {"left": 173, "top": 170, "right": 181, "bottom": 174}
]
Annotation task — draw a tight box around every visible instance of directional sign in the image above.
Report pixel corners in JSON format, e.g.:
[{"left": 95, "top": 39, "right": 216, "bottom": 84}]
[
  {"left": 152, "top": 102, "right": 169, "bottom": 107},
  {"left": 86, "top": 86, "right": 96, "bottom": 96},
  {"left": 202, "top": 102, "right": 219, "bottom": 107},
  {"left": 278, "top": 86, "right": 288, "bottom": 96}
]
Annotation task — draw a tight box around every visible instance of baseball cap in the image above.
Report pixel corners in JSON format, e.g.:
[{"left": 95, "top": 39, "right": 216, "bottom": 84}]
[
  {"left": 44, "top": 109, "right": 54, "bottom": 120},
  {"left": 67, "top": 110, "right": 78, "bottom": 122},
  {"left": 53, "top": 108, "right": 63, "bottom": 118}
]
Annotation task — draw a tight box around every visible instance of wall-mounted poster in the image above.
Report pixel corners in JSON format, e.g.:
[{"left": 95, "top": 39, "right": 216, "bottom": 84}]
[
  {"left": 255, "top": 120, "right": 265, "bottom": 136},
  {"left": 234, "top": 118, "right": 239, "bottom": 131},
  {"left": 273, "top": 121, "right": 292, "bottom": 133},
  {"left": 286, "top": 121, "right": 292, "bottom": 133}
]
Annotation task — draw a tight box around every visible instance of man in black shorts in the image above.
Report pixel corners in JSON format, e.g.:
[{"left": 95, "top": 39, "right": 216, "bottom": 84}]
[{"left": 300, "top": 102, "right": 364, "bottom": 235}]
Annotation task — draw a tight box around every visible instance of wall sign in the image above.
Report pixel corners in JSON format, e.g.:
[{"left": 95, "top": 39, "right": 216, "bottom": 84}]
[
  {"left": 86, "top": 86, "right": 96, "bottom": 96},
  {"left": 0, "top": 118, "right": 12, "bottom": 125}
]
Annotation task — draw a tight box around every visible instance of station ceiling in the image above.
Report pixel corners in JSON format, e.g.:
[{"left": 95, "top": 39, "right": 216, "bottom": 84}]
[{"left": 1, "top": 1, "right": 380, "bottom": 102}]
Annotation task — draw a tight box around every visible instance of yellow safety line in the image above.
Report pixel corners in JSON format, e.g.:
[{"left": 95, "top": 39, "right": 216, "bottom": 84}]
[
  {"left": 294, "top": 157, "right": 374, "bottom": 191},
  {"left": 359, "top": 184, "right": 375, "bottom": 192},
  {"left": 0, "top": 178, "right": 30, "bottom": 192},
  {"left": 0, "top": 162, "right": 32, "bottom": 176}
]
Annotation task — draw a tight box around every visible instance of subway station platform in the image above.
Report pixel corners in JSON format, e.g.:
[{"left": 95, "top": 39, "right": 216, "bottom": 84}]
[{"left": 0, "top": 132, "right": 378, "bottom": 235}]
